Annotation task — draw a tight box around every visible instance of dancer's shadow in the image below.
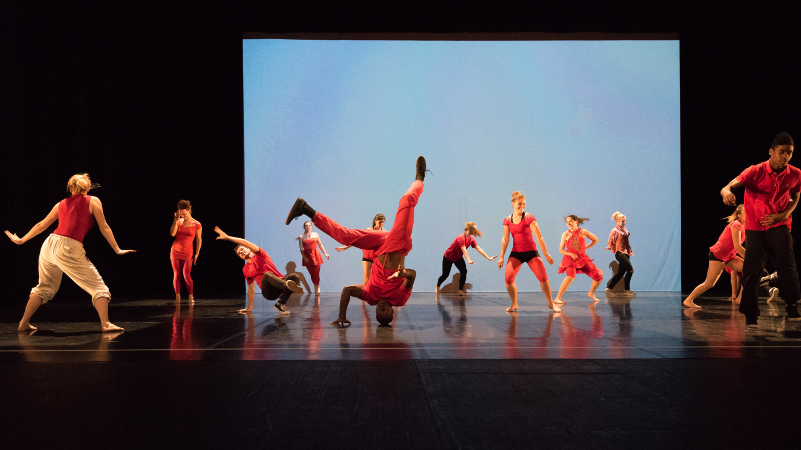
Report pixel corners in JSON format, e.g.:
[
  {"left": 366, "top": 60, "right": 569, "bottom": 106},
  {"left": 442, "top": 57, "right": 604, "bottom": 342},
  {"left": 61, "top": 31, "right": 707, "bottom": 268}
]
[
  {"left": 285, "top": 261, "right": 311, "bottom": 294},
  {"left": 438, "top": 274, "right": 473, "bottom": 293},
  {"left": 606, "top": 260, "right": 625, "bottom": 293}
]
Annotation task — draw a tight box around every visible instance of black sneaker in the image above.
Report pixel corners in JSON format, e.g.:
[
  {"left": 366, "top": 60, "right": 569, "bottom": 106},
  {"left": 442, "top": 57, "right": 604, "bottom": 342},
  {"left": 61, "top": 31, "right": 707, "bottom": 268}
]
[
  {"left": 786, "top": 304, "right": 801, "bottom": 321},
  {"left": 415, "top": 156, "right": 426, "bottom": 181},
  {"left": 274, "top": 302, "right": 290, "bottom": 315},
  {"left": 745, "top": 315, "right": 758, "bottom": 328},
  {"left": 285, "top": 197, "right": 308, "bottom": 225}
]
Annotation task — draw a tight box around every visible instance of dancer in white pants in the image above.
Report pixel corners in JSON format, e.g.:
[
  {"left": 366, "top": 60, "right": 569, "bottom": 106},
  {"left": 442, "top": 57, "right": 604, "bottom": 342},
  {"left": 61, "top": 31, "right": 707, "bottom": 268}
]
[{"left": 5, "top": 174, "right": 135, "bottom": 332}]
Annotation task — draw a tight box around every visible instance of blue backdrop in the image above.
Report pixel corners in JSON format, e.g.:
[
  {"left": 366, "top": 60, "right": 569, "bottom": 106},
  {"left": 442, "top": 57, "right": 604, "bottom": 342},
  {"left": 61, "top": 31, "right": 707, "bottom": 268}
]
[{"left": 243, "top": 39, "right": 680, "bottom": 292}]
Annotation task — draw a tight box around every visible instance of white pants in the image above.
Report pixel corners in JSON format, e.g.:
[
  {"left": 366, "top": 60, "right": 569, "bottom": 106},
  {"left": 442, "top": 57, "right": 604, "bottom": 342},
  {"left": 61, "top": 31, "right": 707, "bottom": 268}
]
[{"left": 32, "top": 234, "right": 111, "bottom": 305}]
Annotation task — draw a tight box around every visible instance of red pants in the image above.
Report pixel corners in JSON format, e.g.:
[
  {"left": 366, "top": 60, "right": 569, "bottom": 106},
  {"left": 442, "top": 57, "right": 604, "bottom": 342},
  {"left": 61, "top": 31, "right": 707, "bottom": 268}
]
[
  {"left": 505, "top": 256, "right": 548, "bottom": 284},
  {"left": 306, "top": 264, "right": 321, "bottom": 285},
  {"left": 313, "top": 180, "right": 422, "bottom": 257},
  {"left": 171, "top": 258, "right": 193, "bottom": 295}
]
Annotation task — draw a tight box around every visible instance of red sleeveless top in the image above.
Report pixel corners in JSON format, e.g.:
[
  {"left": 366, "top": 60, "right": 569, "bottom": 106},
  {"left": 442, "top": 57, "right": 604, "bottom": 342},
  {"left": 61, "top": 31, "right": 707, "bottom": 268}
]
[{"left": 53, "top": 194, "right": 94, "bottom": 243}]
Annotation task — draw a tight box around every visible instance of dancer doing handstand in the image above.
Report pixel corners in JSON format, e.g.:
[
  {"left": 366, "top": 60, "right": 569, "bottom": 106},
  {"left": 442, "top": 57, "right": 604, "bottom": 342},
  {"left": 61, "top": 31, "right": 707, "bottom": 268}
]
[
  {"left": 435, "top": 222, "right": 497, "bottom": 295},
  {"left": 213, "top": 227, "right": 302, "bottom": 315},
  {"left": 555, "top": 215, "right": 604, "bottom": 303},
  {"left": 5, "top": 173, "right": 134, "bottom": 332},
  {"left": 285, "top": 156, "right": 426, "bottom": 327},
  {"left": 498, "top": 191, "right": 558, "bottom": 312}
]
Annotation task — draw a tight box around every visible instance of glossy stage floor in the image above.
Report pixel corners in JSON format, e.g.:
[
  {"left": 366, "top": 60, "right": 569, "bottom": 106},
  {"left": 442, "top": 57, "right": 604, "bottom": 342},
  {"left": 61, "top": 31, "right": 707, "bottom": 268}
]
[{"left": 3, "top": 291, "right": 801, "bottom": 449}]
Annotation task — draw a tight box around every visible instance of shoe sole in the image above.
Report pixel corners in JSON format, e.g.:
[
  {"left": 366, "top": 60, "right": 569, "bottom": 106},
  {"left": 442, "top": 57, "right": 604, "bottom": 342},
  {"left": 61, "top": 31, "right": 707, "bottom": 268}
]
[
  {"left": 285, "top": 198, "right": 306, "bottom": 225},
  {"left": 286, "top": 280, "right": 303, "bottom": 293},
  {"left": 273, "top": 306, "right": 290, "bottom": 315},
  {"left": 416, "top": 156, "right": 426, "bottom": 180}
]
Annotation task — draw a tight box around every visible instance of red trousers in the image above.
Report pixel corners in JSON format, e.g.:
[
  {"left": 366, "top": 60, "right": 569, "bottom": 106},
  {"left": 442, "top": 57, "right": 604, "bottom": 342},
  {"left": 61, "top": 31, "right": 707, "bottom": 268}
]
[{"left": 313, "top": 180, "right": 422, "bottom": 257}]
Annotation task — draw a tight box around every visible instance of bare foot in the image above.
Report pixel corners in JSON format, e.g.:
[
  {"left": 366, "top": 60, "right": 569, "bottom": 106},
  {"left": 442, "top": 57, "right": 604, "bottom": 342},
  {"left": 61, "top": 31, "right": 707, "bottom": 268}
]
[
  {"left": 458, "top": 290, "right": 466, "bottom": 296},
  {"left": 175, "top": 294, "right": 181, "bottom": 303},
  {"left": 551, "top": 304, "right": 562, "bottom": 313},
  {"left": 506, "top": 304, "right": 518, "bottom": 312},
  {"left": 188, "top": 295, "right": 195, "bottom": 303},
  {"left": 18, "top": 323, "right": 37, "bottom": 332},
  {"left": 286, "top": 280, "right": 303, "bottom": 293},
  {"left": 102, "top": 322, "right": 124, "bottom": 332},
  {"left": 682, "top": 299, "right": 701, "bottom": 309},
  {"left": 238, "top": 308, "right": 253, "bottom": 314},
  {"left": 435, "top": 286, "right": 440, "bottom": 294},
  {"left": 554, "top": 298, "right": 565, "bottom": 305},
  {"left": 588, "top": 292, "right": 599, "bottom": 302}
]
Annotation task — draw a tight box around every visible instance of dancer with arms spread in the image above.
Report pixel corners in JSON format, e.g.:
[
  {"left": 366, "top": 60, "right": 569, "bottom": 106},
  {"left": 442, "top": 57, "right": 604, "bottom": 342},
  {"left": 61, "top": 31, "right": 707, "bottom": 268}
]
[
  {"left": 214, "top": 227, "right": 302, "bottom": 315},
  {"left": 682, "top": 206, "right": 746, "bottom": 309},
  {"left": 297, "top": 220, "right": 330, "bottom": 297},
  {"left": 498, "top": 191, "right": 558, "bottom": 312},
  {"left": 170, "top": 199, "right": 202, "bottom": 303},
  {"left": 285, "top": 156, "right": 426, "bottom": 327},
  {"left": 720, "top": 132, "right": 801, "bottom": 326},
  {"left": 5, "top": 174, "right": 135, "bottom": 332},
  {"left": 435, "top": 222, "right": 497, "bottom": 295},
  {"left": 554, "top": 215, "right": 604, "bottom": 304},
  {"left": 335, "top": 214, "right": 386, "bottom": 285}
]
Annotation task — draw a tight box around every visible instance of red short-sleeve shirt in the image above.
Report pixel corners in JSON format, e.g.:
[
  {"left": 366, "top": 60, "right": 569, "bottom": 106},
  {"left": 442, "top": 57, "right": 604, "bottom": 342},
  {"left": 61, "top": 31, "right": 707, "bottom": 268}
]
[
  {"left": 709, "top": 220, "right": 745, "bottom": 262},
  {"left": 242, "top": 248, "right": 284, "bottom": 288},
  {"left": 443, "top": 234, "right": 477, "bottom": 262},
  {"left": 503, "top": 213, "right": 537, "bottom": 252},
  {"left": 737, "top": 161, "right": 801, "bottom": 231}
]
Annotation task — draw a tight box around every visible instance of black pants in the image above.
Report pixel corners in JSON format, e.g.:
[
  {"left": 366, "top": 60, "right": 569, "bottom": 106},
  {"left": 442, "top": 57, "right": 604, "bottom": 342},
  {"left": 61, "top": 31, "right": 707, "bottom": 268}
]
[
  {"left": 606, "top": 252, "right": 633, "bottom": 290},
  {"left": 740, "top": 227, "right": 800, "bottom": 317},
  {"left": 437, "top": 256, "right": 468, "bottom": 290},
  {"left": 261, "top": 272, "right": 301, "bottom": 304}
]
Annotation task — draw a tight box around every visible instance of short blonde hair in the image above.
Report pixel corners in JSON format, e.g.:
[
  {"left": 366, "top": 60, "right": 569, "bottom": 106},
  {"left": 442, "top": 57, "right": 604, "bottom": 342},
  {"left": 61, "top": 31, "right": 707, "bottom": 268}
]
[
  {"left": 611, "top": 211, "right": 626, "bottom": 221},
  {"left": 67, "top": 173, "right": 98, "bottom": 194},
  {"left": 511, "top": 191, "right": 525, "bottom": 203},
  {"left": 464, "top": 221, "right": 483, "bottom": 238}
]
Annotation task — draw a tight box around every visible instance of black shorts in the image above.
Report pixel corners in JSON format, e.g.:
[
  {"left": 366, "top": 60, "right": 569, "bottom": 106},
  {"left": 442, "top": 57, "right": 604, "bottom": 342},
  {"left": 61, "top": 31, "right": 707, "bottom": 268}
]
[
  {"left": 509, "top": 250, "right": 540, "bottom": 264},
  {"left": 708, "top": 251, "right": 724, "bottom": 262},
  {"left": 362, "top": 257, "right": 373, "bottom": 263}
]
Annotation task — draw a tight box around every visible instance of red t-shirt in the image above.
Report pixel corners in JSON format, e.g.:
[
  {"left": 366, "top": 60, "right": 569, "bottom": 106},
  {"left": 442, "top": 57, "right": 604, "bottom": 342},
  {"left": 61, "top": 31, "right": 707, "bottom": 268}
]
[
  {"left": 503, "top": 213, "right": 537, "bottom": 252},
  {"left": 361, "top": 257, "right": 412, "bottom": 307},
  {"left": 443, "top": 234, "right": 477, "bottom": 262},
  {"left": 171, "top": 220, "right": 201, "bottom": 260},
  {"left": 737, "top": 161, "right": 801, "bottom": 231},
  {"left": 242, "top": 248, "right": 284, "bottom": 288},
  {"left": 53, "top": 194, "right": 95, "bottom": 243},
  {"left": 709, "top": 220, "right": 744, "bottom": 262}
]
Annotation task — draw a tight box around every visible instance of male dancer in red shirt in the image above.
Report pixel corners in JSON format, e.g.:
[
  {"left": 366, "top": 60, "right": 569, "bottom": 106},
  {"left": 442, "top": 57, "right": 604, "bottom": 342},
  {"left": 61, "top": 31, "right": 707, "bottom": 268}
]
[
  {"left": 721, "top": 132, "right": 801, "bottom": 326},
  {"left": 285, "top": 156, "right": 426, "bottom": 327}
]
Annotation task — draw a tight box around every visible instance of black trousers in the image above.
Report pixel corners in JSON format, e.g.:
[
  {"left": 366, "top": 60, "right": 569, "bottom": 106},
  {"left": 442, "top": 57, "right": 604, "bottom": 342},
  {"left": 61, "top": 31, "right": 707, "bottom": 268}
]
[
  {"left": 437, "top": 256, "right": 468, "bottom": 290},
  {"left": 740, "top": 226, "right": 800, "bottom": 317},
  {"left": 606, "top": 252, "right": 633, "bottom": 290},
  {"left": 261, "top": 272, "right": 301, "bottom": 304}
]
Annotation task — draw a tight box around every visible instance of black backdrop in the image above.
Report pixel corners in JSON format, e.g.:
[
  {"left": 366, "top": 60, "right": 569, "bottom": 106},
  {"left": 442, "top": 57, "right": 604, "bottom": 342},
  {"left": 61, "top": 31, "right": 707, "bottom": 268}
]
[{"left": 2, "top": 1, "right": 800, "bottom": 309}]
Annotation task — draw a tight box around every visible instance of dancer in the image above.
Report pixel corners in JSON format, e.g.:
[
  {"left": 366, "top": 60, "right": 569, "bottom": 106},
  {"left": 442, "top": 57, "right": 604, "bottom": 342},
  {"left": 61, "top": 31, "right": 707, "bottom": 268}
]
[
  {"left": 285, "top": 156, "right": 426, "bottom": 327},
  {"left": 681, "top": 206, "right": 746, "bottom": 309},
  {"left": 721, "top": 132, "right": 801, "bottom": 326},
  {"left": 297, "top": 220, "right": 330, "bottom": 297},
  {"left": 435, "top": 222, "right": 497, "bottom": 295},
  {"left": 213, "top": 227, "right": 302, "bottom": 315},
  {"left": 5, "top": 173, "right": 134, "bottom": 332},
  {"left": 498, "top": 191, "right": 558, "bottom": 312},
  {"left": 169, "top": 200, "right": 202, "bottom": 303},
  {"left": 604, "top": 211, "right": 634, "bottom": 296},
  {"left": 335, "top": 214, "right": 386, "bottom": 285},
  {"left": 555, "top": 215, "right": 604, "bottom": 303}
]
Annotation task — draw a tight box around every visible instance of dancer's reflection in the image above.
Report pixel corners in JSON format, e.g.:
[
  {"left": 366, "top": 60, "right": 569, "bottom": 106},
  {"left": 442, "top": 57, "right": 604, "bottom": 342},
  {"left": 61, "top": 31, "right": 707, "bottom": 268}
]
[
  {"left": 504, "top": 311, "right": 558, "bottom": 359},
  {"left": 300, "top": 294, "right": 324, "bottom": 359},
  {"left": 606, "top": 298, "right": 634, "bottom": 358},
  {"left": 17, "top": 329, "right": 123, "bottom": 362},
  {"left": 169, "top": 301, "right": 199, "bottom": 361},
  {"left": 558, "top": 303, "right": 603, "bottom": 358}
]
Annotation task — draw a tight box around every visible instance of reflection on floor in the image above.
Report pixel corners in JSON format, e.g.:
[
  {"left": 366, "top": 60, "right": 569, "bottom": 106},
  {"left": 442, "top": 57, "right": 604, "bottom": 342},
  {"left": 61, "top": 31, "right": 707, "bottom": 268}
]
[
  {"left": 3, "top": 292, "right": 801, "bottom": 449},
  {"left": 3, "top": 291, "right": 801, "bottom": 362}
]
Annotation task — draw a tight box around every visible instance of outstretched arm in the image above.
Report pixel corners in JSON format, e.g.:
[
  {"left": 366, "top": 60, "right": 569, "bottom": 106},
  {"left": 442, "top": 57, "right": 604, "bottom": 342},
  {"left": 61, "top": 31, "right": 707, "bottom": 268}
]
[
  {"left": 90, "top": 197, "right": 136, "bottom": 254},
  {"left": 335, "top": 245, "right": 352, "bottom": 252},
  {"left": 475, "top": 245, "right": 497, "bottom": 261},
  {"left": 5, "top": 203, "right": 60, "bottom": 245},
  {"left": 331, "top": 284, "right": 363, "bottom": 327},
  {"left": 214, "top": 227, "right": 259, "bottom": 253},
  {"left": 460, "top": 246, "right": 475, "bottom": 265},
  {"left": 532, "top": 222, "right": 555, "bottom": 264},
  {"left": 498, "top": 225, "right": 510, "bottom": 269},
  {"left": 721, "top": 178, "right": 744, "bottom": 206}
]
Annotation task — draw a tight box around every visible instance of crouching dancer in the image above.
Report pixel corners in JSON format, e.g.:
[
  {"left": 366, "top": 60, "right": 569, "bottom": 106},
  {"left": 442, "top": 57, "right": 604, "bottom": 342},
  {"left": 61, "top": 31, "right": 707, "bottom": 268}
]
[
  {"left": 214, "top": 227, "right": 302, "bottom": 315},
  {"left": 285, "top": 156, "right": 426, "bottom": 327}
]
